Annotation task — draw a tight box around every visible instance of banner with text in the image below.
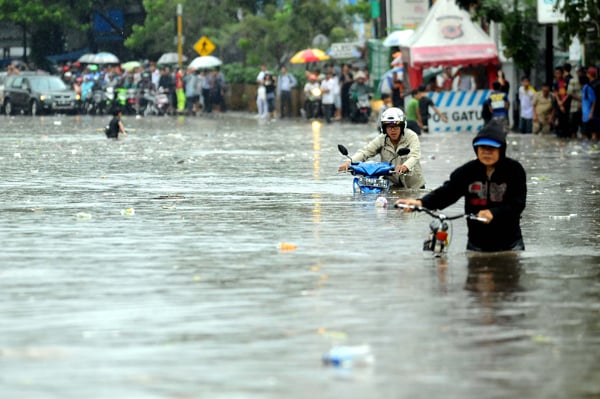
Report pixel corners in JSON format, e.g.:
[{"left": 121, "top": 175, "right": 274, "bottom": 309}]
[{"left": 421, "top": 90, "right": 490, "bottom": 133}]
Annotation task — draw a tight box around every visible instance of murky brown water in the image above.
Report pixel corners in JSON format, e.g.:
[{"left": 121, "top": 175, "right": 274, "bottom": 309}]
[{"left": 1, "top": 113, "right": 598, "bottom": 398}]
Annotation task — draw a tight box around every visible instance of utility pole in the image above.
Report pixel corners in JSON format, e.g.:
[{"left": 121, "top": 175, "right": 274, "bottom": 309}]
[{"left": 177, "top": 4, "right": 183, "bottom": 68}]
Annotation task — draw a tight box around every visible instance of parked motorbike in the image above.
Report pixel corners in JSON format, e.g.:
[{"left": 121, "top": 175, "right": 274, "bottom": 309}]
[
  {"left": 338, "top": 144, "right": 410, "bottom": 194},
  {"left": 394, "top": 203, "right": 487, "bottom": 257},
  {"left": 139, "top": 88, "right": 169, "bottom": 116}
]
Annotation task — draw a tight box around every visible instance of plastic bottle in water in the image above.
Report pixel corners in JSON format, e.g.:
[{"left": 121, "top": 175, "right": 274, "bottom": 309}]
[{"left": 322, "top": 345, "right": 375, "bottom": 368}]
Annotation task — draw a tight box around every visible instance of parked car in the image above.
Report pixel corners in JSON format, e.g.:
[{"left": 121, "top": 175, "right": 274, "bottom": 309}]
[{"left": 3, "top": 73, "right": 80, "bottom": 116}]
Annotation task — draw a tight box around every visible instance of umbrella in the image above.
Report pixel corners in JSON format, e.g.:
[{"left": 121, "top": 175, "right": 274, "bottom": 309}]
[
  {"left": 77, "top": 53, "right": 96, "bottom": 63},
  {"left": 290, "top": 48, "right": 330, "bottom": 64},
  {"left": 92, "top": 52, "right": 119, "bottom": 64},
  {"left": 121, "top": 61, "right": 142, "bottom": 71},
  {"left": 377, "top": 66, "right": 404, "bottom": 94},
  {"left": 157, "top": 52, "right": 188, "bottom": 65},
  {"left": 188, "top": 55, "right": 222, "bottom": 69},
  {"left": 382, "top": 29, "right": 415, "bottom": 47}
]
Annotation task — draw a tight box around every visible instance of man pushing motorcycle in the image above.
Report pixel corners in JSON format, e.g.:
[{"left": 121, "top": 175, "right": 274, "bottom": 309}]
[{"left": 338, "top": 107, "right": 426, "bottom": 189}]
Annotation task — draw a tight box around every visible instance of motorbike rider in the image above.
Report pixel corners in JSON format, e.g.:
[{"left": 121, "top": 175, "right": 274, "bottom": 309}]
[
  {"left": 137, "top": 71, "right": 156, "bottom": 113},
  {"left": 338, "top": 107, "right": 426, "bottom": 189},
  {"left": 349, "top": 70, "right": 372, "bottom": 122},
  {"left": 303, "top": 74, "right": 322, "bottom": 119},
  {"left": 395, "top": 120, "right": 526, "bottom": 252}
]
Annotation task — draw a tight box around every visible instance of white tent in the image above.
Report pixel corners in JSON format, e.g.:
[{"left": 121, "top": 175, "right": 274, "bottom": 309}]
[{"left": 401, "top": 0, "right": 498, "bottom": 87}]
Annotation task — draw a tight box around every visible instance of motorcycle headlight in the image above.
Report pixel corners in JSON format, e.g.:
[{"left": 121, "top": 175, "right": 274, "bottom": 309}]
[
  {"left": 40, "top": 95, "right": 50, "bottom": 101},
  {"left": 76, "top": 94, "right": 81, "bottom": 101},
  {"left": 310, "top": 88, "right": 321, "bottom": 97}
]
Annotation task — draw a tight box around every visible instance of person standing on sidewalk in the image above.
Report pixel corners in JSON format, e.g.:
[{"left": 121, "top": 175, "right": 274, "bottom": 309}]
[{"left": 277, "top": 66, "right": 296, "bottom": 118}]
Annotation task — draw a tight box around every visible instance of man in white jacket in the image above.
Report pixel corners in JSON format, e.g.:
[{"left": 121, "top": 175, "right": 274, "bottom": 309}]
[{"left": 338, "top": 107, "right": 426, "bottom": 189}]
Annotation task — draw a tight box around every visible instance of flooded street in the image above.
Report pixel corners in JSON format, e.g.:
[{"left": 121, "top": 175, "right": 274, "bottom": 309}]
[{"left": 1, "top": 113, "right": 599, "bottom": 399}]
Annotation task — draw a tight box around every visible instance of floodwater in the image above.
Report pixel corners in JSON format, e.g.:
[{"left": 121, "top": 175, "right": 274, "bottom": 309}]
[{"left": 1, "top": 113, "right": 598, "bottom": 399}]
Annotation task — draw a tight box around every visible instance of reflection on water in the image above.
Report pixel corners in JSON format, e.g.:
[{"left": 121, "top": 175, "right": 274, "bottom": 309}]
[{"left": 0, "top": 115, "right": 598, "bottom": 399}]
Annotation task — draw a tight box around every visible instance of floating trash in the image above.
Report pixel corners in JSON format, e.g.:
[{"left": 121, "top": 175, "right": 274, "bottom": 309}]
[
  {"left": 120, "top": 208, "right": 135, "bottom": 216},
  {"left": 549, "top": 214, "right": 577, "bottom": 221},
  {"left": 322, "top": 345, "right": 374, "bottom": 368},
  {"left": 279, "top": 242, "right": 297, "bottom": 251},
  {"left": 76, "top": 212, "right": 93, "bottom": 220},
  {"left": 375, "top": 196, "right": 388, "bottom": 208}
]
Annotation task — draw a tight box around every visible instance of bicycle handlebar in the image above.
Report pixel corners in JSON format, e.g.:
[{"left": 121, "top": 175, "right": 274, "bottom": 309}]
[{"left": 394, "top": 203, "right": 488, "bottom": 223}]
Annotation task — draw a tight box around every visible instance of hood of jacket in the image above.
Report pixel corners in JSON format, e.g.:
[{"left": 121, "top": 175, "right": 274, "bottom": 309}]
[{"left": 472, "top": 120, "right": 507, "bottom": 157}]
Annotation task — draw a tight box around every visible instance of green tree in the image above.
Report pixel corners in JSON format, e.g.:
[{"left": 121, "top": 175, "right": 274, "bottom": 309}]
[
  {"left": 456, "top": 0, "right": 540, "bottom": 78},
  {"left": 557, "top": 0, "right": 600, "bottom": 64},
  {"left": 125, "top": 0, "right": 355, "bottom": 70},
  {"left": 0, "top": 0, "right": 93, "bottom": 69}
]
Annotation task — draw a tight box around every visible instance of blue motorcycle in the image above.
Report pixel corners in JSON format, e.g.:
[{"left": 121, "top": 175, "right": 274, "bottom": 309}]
[{"left": 338, "top": 144, "right": 410, "bottom": 194}]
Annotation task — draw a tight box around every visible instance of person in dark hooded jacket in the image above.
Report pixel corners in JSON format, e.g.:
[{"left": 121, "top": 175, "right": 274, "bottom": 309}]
[{"left": 395, "top": 120, "right": 526, "bottom": 252}]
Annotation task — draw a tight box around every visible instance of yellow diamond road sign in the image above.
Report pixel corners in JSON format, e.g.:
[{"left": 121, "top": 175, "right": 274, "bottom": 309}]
[{"left": 193, "top": 36, "right": 215, "bottom": 56}]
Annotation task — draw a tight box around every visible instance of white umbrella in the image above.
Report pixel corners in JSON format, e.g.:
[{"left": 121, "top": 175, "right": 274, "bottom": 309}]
[
  {"left": 92, "top": 52, "right": 120, "bottom": 64},
  {"left": 157, "top": 52, "right": 187, "bottom": 65},
  {"left": 77, "top": 53, "right": 96, "bottom": 63},
  {"left": 188, "top": 55, "right": 222, "bottom": 69},
  {"left": 382, "top": 30, "right": 414, "bottom": 47}
]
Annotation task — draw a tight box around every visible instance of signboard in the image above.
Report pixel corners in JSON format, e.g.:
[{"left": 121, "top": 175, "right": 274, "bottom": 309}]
[
  {"left": 329, "top": 42, "right": 360, "bottom": 59},
  {"left": 537, "top": 0, "right": 564, "bottom": 24},
  {"left": 419, "top": 90, "right": 491, "bottom": 133},
  {"left": 387, "top": 0, "right": 429, "bottom": 28},
  {"left": 193, "top": 36, "right": 215, "bottom": 56}
]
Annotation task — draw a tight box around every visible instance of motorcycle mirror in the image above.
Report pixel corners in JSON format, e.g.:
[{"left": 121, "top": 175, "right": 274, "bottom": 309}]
[
  {"left": 397, "top": 147, "right": 410, "bottom": 156},
  {"left": 337, "top": 144, "right": 349, "bottom": 156}
]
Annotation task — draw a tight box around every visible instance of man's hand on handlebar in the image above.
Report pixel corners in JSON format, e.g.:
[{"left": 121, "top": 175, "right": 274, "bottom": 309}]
[
  {"left": 395, "top": 164, "right": 409, "bottom": 175},
  {"left": 477, "top": 209, "right": 493, "bottom": 224},
  {"left": 338, "top": 161, "right": 350, "bottom": 172},
  {"left": 395, "top": 198, "right": 422, "bottom": 211}
]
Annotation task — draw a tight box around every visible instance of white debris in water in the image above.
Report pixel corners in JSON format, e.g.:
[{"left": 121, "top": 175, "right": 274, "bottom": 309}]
[
  {"left": 120, "top": 208, "right": 135, "bottom": 216},
  {"left": 549, "top": 214, "right": 577, "bottom": 220},
  {"left": 13, "top": 153, "right": 21, "bottom": 158},
  {"left": 53, "top": 120, "right": 62, "bottom": 125},
  {"left": 375, "top": 196, "right": 388, "bottom": 208}
]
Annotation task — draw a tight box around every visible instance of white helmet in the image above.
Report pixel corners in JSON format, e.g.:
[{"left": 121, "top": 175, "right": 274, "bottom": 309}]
[{"left": 380, "top": 107, "right": 407, "bottom": 131}]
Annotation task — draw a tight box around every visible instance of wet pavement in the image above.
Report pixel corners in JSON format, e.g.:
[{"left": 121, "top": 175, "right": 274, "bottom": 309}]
[{"left": 1, "top": 113, "right": 599, "bottom": 398}]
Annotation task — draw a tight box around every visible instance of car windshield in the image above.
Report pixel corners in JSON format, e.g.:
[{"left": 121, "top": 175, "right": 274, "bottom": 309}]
[{"left": 30, "top": 77, "right": 68, "bottom": 91}]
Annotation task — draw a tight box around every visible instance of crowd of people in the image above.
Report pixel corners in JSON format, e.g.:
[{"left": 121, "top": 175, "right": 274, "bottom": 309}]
[
  {"left": 4, "top": 60, "right": 227, "bottom": 116},
  {"left": 483, "top": 63, "right": 600, "bottom": 141},
  {"left": 255, "top": 63, "right": 374, "bottom": 123}
]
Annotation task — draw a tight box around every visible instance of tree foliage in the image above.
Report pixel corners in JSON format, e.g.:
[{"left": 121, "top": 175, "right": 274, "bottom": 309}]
[
  {"left": 125, "top": 0, "right": 355, "bottom": 69},
  {"left": 0, "top": 0, "right": 93, "bottom": 68},
  {"left": 456, "top": 0, "right": 540, "bottom": 77},
  {"left": 557, "top": 0, "right": 600, "bottom": 64}
]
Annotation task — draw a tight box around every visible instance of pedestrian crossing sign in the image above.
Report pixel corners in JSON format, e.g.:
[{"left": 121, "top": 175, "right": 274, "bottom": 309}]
[{"left": 193, "top": 36, "right": 215, "bottom": 56}]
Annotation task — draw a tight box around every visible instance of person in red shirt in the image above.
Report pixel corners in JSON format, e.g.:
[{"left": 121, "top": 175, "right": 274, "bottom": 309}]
[{"left": 552, "top": 66, "right": 569, "bottom": 137}]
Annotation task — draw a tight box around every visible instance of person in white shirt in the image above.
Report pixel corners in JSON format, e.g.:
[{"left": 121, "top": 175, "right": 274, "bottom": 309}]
[
  {"left": 518, "top": 76, "right": 536, "bottom": 133},
  {"left": 320, "top": 70, "right": 337, "bottom": 123}
]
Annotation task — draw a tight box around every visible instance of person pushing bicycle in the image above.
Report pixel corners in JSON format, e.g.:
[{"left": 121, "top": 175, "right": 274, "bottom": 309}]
[{"left": 395, "top": 120, "right": 526, "bottom": 252}]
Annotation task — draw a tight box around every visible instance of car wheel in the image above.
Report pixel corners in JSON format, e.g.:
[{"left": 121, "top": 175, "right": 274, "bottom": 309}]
[
  {"left": 4, "top": 100, "right": 12, "bottom": 116},
  {"left": 30, "top": 101, "right": 38, "bottom": 116}
]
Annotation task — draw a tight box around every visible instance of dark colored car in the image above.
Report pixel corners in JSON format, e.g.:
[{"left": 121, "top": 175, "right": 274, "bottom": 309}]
[{"left": 3, "top": 74, "right": 79, "bottom": 116}]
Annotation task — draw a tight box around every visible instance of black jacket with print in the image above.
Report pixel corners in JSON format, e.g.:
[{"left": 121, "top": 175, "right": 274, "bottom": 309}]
[{"left": 420, "top": 157, "right": 526, "bottom": 252}]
